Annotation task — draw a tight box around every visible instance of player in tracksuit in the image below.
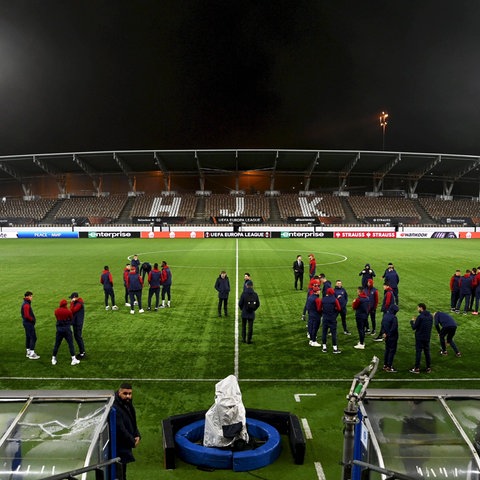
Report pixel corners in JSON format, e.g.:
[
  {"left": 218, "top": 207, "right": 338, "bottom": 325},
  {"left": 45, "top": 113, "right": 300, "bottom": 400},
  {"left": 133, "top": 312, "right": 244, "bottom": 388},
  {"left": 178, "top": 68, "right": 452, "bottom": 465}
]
[
  {"left": 334, "top": 280, "right": 350, "bottom": 335},
  {"left": 449, "top": 270, "right": 462, "bottom": 312},
  {"left": 52, "top": 299, "right": 80, "bottom": 366},
  {"left": 456, "top": 269, "right": 473, "bottom": 315},
  {"left": 381, "top": 304, "right": 399, "bottom": 372},
  {"left": 352, "top": 286, "right": 370, "bottom": 350},
  {"left": 147, "top": 263, "right": 162, "bottom": 310},
  {"left": 434, "top": 311, "right": 461, "bottom": 357},
  {"left": 302, "top": 275, "right": 320, "bottom": 320},
  {"left": 21, "top": 291, "right": 40, "bottom": 360},
  {"left": 364, "top": 279, "right": 379, "bottom": 335},
  {"left": 100, "top": 266, "right": 118, "bottom": 311},
  {"left": 306, "top": 284, "right": 322, "bottom": 347},
  {"left": 319, "top": 288, "right": 341, "bottom": 354},
  {"left": 409, "top": 303, "right": 433, "bottom": 374},
  {"left": 123, "top": 264, "right": 131, "bottom": 306},
  {"left": 382, "top": 263, "right": 400, "bottom": 304},
  {"left": 374, "top": 282, "right": 396, "bottom": 341},
  {"left": 308, "top": 254, "right": 316, "bottom": 279},
  {"left": 160, "top": 261, "right": 172, "bottom": 308},
  {"left": 70, "top": 292, "right": 86, "bottom": 359},
  {"left": 127, "top": 268, "right": 144, "bottom": 314}
]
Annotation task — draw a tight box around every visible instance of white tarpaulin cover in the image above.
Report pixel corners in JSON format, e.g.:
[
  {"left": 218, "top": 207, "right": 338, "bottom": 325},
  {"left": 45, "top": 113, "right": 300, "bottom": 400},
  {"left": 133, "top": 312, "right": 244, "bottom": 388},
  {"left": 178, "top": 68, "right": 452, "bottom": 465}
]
[{"left": 203, "top": 374, "right": 249, "bottom": 448}]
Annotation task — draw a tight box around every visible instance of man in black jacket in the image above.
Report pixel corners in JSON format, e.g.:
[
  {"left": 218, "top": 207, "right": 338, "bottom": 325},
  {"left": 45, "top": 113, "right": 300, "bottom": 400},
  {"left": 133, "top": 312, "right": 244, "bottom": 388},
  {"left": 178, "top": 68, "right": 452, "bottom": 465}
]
[
  {"left": 114, "top": 382, "right": 141, "bottom": 480},
  {"left": 292, "top": 255, "right": 304, "bottom": 290},
  {"left": 238, "top": 280, "right": 260, "bottom": 344}
]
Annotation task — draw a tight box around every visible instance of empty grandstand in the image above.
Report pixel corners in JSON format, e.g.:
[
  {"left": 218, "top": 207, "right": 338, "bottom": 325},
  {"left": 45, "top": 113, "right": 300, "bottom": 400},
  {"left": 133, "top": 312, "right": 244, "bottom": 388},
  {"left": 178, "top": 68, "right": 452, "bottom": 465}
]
[{"left": 1, "top": 149, "right": 480, "bottom": 225}]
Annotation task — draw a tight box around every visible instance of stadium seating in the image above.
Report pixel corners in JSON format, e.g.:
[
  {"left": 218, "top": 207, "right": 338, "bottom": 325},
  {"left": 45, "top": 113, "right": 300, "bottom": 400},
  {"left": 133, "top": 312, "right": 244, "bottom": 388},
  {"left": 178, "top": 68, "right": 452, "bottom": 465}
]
[
  {"left": 419, "top": 197, "right": 480, "bottom": 220},
  {"left": 276, "top": 194, "right": 345, "bottom": 220},
  {"left": 54, "top": 195, "right": 128, "bottom": 221},
  {"left": 0, "top": 198, "right": 57, "bottom": 221},
  {"left": 205, "top": 194, "right": 270, "bottom": 220},
  {"left": 347, "top": 196, "right": 421, "bottom": 220},
  {"left": 130, "top": 194, "right": 197, "bottom": 220}
]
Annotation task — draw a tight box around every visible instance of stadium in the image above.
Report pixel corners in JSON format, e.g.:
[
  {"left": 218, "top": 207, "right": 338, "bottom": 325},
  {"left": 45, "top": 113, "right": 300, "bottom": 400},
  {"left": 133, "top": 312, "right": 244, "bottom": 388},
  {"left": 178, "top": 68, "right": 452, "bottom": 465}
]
[{"left": 2, "top": 148, "right": 480, "bottom": 480}]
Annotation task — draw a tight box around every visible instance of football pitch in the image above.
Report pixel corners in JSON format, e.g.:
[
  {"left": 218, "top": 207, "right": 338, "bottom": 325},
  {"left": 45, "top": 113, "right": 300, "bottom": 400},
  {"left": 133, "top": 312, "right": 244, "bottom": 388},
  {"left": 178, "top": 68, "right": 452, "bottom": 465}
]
[{"left": 1, "top": 237, "right": 480, "bottom": 480}]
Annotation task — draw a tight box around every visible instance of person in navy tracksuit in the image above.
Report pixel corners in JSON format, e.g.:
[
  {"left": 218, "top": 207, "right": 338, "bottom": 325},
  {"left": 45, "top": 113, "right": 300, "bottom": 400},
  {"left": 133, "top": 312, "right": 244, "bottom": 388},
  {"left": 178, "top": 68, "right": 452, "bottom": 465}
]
[
  {"left": 160, "top": 261, "right": 172, "bottom": 308},
  {"left": 352, "top": 286, "right": 370, "bottom": 349},
  {"left": 364, "top": 279, "right": 379, "bottom": 335},
  {"left": 306, "top": 284, "right": 322, "bottom": 347},
  {"left": 319, "top": 288, "right": 341, "bottom": 354},
  {"left": 238, "top": 280, "right": 260, "bottom": 344},
  {"left": 434, "top": 311, "right": 461, "bottom": 357},
  {"left": 100, "top": 266, "right": 117, "bottom": 310},
  {"left": 456, "top": 269, "right": 473, "bottom": 315},
  {"left": 359, "top": 263, "right": 375, "bottom": 289},
  {"left": 409, "top": 303, "right": 433, "bottom": 373},
  {"left": 449, "top": 270, "right": 462, "bottom": 312},
  {"left": 381, "top": 304, "right": 399, "bottom": 372},
  {"left": 127, "top": 268, "right": 144, "bottom": 314},
  {"left": 334, "top": 280, "right": 350, "bottom": 335},
  {"left": 21, "top": 291, "right": 40, "bottom": 360},
  {"left": 70, "top": 292, "right": 86, "bottom": 359},
  {"left": 382, "top": 263, "right": 400, "bottom": 304},
  {"left": 308, "top": 254, "right": 316, "bottom": 279},
  {"left": 214, "top": 270, "right": 231, "bottom": 317},
  {"left": 147, "top": 263, "right": 162, "bottom": 310}
]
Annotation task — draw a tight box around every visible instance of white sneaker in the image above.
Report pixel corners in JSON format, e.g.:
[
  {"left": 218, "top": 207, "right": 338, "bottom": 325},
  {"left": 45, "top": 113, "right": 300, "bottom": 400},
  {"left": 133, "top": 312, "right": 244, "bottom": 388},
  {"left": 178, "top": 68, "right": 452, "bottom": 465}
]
[
  {"left": 71, "top": 357, "right": 80, "bottom": 366},
  {"left": 29, "top": 352, "right": 40, "bottom": 360},
  {"left": 125, "top": 302, "right": 131, "bottom": 307},
  {"left": 112, "top": 305, "right": 119, "bottom": 310},
  {"left": 51, "top": 356, "right": 57, "bottom": 365},
  {"left": 354, "top": 343, "right": 365, "bottom": 349},
  {"left": 134, "top": 301, "right": 138, "bottom": 306},
  {"left": 130, "top": 310, "right": 135, "bottom": 314},
  {"left": 105, "top": 306, "right": 110, "bottom": 310},
  {"left": 167, "top": 302, "right": 171, "bottom": 307},
  {"left": 139, "top": 309, "right": 144, "bottom": 313},
  {"left": 26, "top": 350, "right": 31, "bottom": 358},
  {"left": 310, "top": 341, "right": 321, "bottom": 347}
]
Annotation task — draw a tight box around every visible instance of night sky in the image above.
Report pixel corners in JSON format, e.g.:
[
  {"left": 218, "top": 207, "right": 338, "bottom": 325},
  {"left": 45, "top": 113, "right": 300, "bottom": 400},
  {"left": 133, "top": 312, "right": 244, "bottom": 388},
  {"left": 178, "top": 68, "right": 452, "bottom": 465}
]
[{"left": 1, "top": 1, "right": 480, "bottom": 156}]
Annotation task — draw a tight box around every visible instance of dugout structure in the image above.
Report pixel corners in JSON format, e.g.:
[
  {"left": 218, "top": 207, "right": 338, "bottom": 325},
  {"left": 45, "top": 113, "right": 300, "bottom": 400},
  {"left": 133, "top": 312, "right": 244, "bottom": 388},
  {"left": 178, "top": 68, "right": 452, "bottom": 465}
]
[
  {"left": 0, "top": 390, "right": 115, "bottom": 479},
  {"left": 351, "top": 389, "right": 480, "bottom": 480}
]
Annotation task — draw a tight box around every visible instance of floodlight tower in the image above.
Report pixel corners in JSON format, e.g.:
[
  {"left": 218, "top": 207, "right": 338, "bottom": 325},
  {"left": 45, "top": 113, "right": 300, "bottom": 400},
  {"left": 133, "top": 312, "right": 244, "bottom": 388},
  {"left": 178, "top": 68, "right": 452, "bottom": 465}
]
[{"left": 379, "top": 111, "right": 388, "bottom": 150}]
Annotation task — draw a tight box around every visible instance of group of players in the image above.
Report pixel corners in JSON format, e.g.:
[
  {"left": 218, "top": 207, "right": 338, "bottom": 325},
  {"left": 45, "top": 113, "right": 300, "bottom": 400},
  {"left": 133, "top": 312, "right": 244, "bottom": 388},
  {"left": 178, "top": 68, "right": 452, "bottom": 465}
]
[
  {"left": 100, "top": 254, "right": 173, "bottom": 314},
  {"left": 294, "top": 255, "right": 462, "bottom": 374},
  {"left": 21, "top": 253, "right": 173, "bottom": 366}
]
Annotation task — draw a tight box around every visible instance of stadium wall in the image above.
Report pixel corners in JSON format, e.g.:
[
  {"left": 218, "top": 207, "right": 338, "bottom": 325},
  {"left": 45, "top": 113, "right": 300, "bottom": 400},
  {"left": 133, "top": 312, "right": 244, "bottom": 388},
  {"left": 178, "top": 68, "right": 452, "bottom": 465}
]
[{"left": 0, "top": 225, "right": 478, "bottom": 240}]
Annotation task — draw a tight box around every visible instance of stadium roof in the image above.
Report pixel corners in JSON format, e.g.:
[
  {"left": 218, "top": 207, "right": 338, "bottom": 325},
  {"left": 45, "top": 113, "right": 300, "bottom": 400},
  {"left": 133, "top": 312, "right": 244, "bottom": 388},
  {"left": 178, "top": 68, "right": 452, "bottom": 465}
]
[{"left": 1, "top": 149, "right": 480, "bottom": 196}]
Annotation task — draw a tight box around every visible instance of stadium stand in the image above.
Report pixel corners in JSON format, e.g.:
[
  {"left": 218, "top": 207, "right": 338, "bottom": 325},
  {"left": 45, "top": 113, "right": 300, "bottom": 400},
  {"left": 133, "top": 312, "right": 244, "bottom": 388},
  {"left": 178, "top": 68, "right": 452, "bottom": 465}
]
[
  {"left": 276, "top": 194, "right": 345, "bottom": 220},
  {"left": 347, "top": 195, "right": 421, "bottom": 221},
  {"left": 419, "top": 197, "right": 480, "bottom": 221},
  {"left": 130, "top": 194, "right": 198, "bottom": 220},
  {"left": 205, "top": 194, "right": 270, "bottom": 220},
  {"left": 0, "top": 198, "right": 57, "bottom": 221},
  {"left": 54, "top": 195, "right": 128, "bottom": 222}
]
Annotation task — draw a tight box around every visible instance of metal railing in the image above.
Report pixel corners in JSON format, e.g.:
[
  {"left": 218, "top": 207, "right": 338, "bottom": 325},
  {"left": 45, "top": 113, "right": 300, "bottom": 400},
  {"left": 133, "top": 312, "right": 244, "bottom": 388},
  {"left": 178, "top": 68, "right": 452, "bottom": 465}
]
[{"left": 39, "top": 457, "right": 122, "bottom": 480}]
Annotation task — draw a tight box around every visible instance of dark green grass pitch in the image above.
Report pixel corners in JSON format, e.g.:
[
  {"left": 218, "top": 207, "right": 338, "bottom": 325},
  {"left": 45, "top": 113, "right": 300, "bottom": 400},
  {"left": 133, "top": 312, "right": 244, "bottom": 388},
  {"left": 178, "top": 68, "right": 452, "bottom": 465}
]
[{"left": 1, "top": 238, "right": 480, "bottom": 479}]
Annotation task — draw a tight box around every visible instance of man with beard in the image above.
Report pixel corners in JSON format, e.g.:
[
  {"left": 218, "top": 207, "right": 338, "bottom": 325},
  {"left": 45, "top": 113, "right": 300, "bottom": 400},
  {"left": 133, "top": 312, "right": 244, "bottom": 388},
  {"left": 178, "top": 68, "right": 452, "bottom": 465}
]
[{"left": 114, "top": 382, "right": 141, "bottom": 480}]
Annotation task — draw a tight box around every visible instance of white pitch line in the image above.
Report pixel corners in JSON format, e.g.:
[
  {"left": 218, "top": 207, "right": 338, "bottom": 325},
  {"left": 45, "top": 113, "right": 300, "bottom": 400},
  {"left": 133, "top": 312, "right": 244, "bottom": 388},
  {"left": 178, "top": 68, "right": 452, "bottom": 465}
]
[
  {"left": 294, "top": 393, "right": 317, "bottom": 402},
  {"left": 2, "top": 376, "right": 480, "bottom": 383},
  {"left": 234, "top": 238, "right": 240, "bottom": 379},
  {"left": 301, "top": 418, "right": 313, "bottom": 439},
  {"left": 315, "top": 461, "right": 326, "bottom": 480}
]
